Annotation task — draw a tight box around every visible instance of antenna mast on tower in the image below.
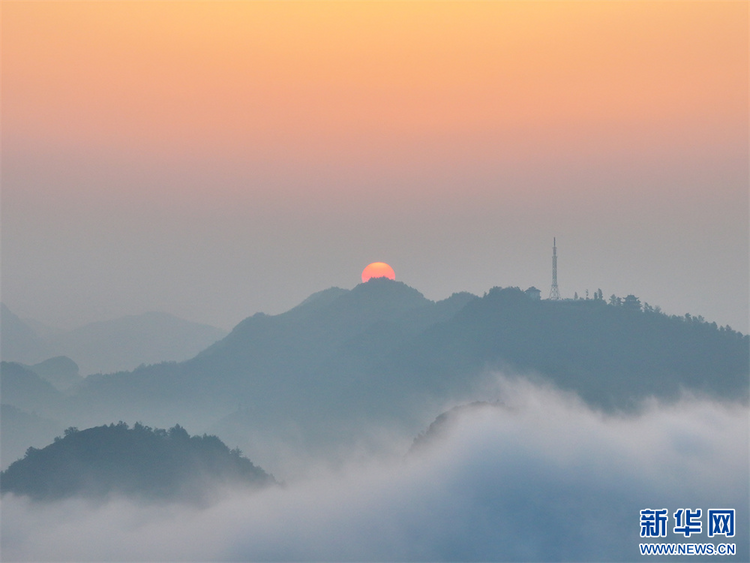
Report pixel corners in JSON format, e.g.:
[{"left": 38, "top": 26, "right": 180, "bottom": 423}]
[{"left": 549, "top": 238, "right": 560, "bottom": 300}]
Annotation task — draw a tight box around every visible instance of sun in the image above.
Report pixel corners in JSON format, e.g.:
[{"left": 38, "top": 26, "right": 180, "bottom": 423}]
[{"left": 361, "top": 262, "right": 395, "bottom": 283}]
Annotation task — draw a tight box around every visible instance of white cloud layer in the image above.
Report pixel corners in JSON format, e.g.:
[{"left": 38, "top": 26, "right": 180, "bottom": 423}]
[{"left": 2, "top": 378, "right": 747, "bottom": 561}]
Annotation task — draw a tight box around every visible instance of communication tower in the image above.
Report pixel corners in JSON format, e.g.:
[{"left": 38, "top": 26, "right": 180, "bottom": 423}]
[{"left": 549, "top": 238, "right": 560, "bottom": 300}]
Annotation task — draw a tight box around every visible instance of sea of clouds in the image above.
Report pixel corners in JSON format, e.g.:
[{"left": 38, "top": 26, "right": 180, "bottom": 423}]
[{"left": 2, "top": 377, "right": 747, "bottom": 561}]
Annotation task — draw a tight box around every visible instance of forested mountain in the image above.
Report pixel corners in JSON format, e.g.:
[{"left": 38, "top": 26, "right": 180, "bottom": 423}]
[
  {"left": 3, "top": 280, "right": 747, "bottom": 470},
  {"left": 388, "top": 286, "right": 748, "bottom": 409},
  {"left": 67, "top": 281, "right": 478, "bottom": 430},
  {"left": 0, "top": 423, "right": 274, "bottom": 502}
]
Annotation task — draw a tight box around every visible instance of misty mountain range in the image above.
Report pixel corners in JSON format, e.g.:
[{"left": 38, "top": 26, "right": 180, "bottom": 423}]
[
  {"left": 2, "top": 278, "right": 747, "bottom": 475},
  {"left": 1, "top": 303, "right": 227, "bottom": 376}
]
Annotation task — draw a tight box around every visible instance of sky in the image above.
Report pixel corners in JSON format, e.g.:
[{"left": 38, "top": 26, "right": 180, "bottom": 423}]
[{"left": 2, "top": 1, "right": 748, "bottom": 333}]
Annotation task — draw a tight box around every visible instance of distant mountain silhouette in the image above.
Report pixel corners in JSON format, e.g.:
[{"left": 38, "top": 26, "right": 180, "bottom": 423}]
[
  {"left": 17, "top": 281, "right": 749, "bottom": 465},
  {"left": 23, "top": 356, "right": 82, "bottom": 391},
  {"left": 70, "top": 280, "right": 477, "bottom": 429},
  {"left": 0, "top": 423, "right": 274, "bottom": 503},
  {"left": 0, "top": 362, "right": 67, "bottom": 468},
  {"left": 199, "top": 279, "right": 434, "bottom": 361},
  {"left": 0, "top": 362, "right": 65, "bottom": 417},
  {"left": 0, "top": 303, "right": 54, "bottom": 364},
  {"left": 46, "top": 311, "right": 227, "bottom": 375},
  {"left": 1, "top": 304, "right": 227, "bottom": 375}
]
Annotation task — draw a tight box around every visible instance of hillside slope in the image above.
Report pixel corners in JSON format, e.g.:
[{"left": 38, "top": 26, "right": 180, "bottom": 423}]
[{"left": 55, "top": 282, "right": 749, "bottom": 461}]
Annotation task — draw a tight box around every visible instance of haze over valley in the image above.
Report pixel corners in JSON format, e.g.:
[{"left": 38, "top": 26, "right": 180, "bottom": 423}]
[
  {"left": 2, "top": 1, "right": 747, "bottom": 560},
  {"left": 2, "top": 277, "right": 748, "bottom": 560}
]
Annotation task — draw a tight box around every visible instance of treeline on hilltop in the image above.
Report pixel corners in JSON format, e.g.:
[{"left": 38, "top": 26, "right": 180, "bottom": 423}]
[
  {"left": 395, "top": 286, "right": 748, "bottom": 409},
  {"left": 65, "top": 282, "right": 749, "bottom": 431},
  {"left": 2, "top": 280, "right": 747, "bottom": 466},
  {"left": 0, "top": 422, "right": 275, "bottom": 502},
  {"left": 573, "top": 287, "right": 740, "bottom": 330}
]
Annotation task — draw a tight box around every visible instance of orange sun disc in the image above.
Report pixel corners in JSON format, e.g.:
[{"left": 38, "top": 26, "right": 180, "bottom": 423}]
[{"left": 361, "top": 262, "right": 395, "bottom": 283}]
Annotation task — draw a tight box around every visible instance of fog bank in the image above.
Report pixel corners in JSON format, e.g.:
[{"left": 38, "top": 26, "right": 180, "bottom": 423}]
[{"left": 2, "top": 379, "right": 747, "bottom": 561}]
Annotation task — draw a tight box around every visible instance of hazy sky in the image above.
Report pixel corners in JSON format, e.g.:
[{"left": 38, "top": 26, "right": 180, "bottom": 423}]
[{"left": 2, "top": 1, "right": 747, "bottom": 332}]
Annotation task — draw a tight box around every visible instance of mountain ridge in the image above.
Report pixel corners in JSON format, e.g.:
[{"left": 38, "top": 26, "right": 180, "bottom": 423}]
[
  {"left": 3, "top": 280, "right": 746, "bottom": 471},
  {"left": 1, "top": 305, "right": 227, "bottom": 375}
]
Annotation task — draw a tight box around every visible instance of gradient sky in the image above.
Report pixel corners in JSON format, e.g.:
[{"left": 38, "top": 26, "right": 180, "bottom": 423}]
[{"left": 2, "top": 1, "right": 748, "bottom": 332}]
